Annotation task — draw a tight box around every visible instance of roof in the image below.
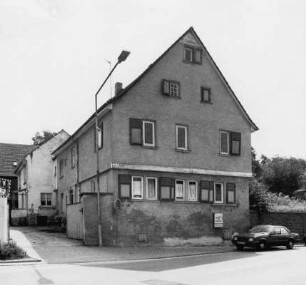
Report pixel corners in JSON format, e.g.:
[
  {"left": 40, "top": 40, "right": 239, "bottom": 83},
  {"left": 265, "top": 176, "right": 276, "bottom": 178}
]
[
  {"left": 0, "top": 143, "right": 37, "bottom": 177},
  {"left": 53, "top": 27, "right": 258, "bottom": 156}
]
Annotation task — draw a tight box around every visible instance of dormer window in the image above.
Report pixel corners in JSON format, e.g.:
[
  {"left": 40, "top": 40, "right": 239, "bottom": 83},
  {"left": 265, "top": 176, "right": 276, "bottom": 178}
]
[
  {"left": 183, "top": 46, "right": 202, "bottom": 64},
  {"left": 162, "top": 79, "right": 180, "bottom": 98}
]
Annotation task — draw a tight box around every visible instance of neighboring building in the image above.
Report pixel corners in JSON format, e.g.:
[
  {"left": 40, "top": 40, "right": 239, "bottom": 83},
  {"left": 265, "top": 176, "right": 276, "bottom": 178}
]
[
  {"left": 13, "top": 130, "right": 69, "bottom": 225},
  {"left": 53, "top": 27, "right": 258, "bottom": 246},
  {"left": 0, "top": 143, "right": 36, "bottom": 223}
]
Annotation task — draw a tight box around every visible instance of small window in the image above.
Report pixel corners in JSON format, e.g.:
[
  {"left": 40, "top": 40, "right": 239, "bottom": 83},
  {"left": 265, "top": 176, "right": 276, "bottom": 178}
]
[
  {"left": 118, "top": 174, "right": 131, "bottom": 198},
  {"left": 132, "top": 176, "right": 143, "bottom": 199},
  {"left": 143, "top": 121, "right": 155, "bottom": 147},
  {"left": 59, "top": 159, "right": 64, "bottom": 178},
  {"left": 200, "top": 181, "right": 214, "bottom": 203},
  {"left": 230, "top": 132, "right": 241, "bottom": 156},
  {"left": 130, "top": 118, "right": 142, "bottom": 145},
  {"left": 214, "top": 183, "right": 223, "bottom": 204},
  {"left": 159, "top": 177, "right": 174, "bottom": 200},
  {"left": 176, "top": 125, "right": 188, "bottom": 150},
  {"left": 201, "top": 87, "right": 211, "bottom": 103},
  {"left": 183, "top": 46, "right": 202, "bottom": 64},
  {"left": 187, "top": 181, "right": 197, "bottom": 201},
  {"left": 146, "top": 177, "right": 157, "bottom": 200},
  {"left": 71, "top": 145, "right": 76, "bottom": 169},
  {"left": 41, "top": 193, "right": 52, "bottom": 206},
  {"left": 69, "top": 189, "right": 74, "bottom": 204},
  {"left": 220, "top": 131, "right": 229, "bottom": 155},
  {"left": 226, "top": 183, "right": 236, "bottom": 204},
  {"left": 175, "top": 180, "right": 185, "bottom": 200},
  {"left": 162, "top": 80, "right": 180, "bottom": 98},
  {"left": 91, "top": 180, "right": 96, "bottom": 193}
]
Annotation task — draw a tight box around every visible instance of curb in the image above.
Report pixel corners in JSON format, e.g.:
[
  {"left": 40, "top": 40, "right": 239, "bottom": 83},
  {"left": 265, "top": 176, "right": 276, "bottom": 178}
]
[{"left": 0, "top": 257, "right": 42, "bottom": 266}]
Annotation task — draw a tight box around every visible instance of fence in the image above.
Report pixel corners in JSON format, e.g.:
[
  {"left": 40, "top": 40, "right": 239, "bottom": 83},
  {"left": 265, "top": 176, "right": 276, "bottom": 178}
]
[{"left": 67, "top": 202, "right": 84, "bottom": 240}]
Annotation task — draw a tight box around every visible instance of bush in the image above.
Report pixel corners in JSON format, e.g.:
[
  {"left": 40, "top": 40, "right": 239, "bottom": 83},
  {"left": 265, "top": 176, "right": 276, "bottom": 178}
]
[{"left": 0, "top": 241, "right": 28, "bottom": 260}]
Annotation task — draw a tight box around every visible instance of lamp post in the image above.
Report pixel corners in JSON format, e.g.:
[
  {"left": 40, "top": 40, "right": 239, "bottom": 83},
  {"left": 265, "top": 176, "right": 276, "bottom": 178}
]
[{"left": 95, "top": 50, "right": 130, "bottom": 247}]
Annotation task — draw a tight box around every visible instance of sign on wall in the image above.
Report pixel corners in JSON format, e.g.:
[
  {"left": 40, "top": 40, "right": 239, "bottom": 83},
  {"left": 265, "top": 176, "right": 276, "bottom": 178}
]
[{"left": 213, "top": 213, "right": 224, "bottom": 228}]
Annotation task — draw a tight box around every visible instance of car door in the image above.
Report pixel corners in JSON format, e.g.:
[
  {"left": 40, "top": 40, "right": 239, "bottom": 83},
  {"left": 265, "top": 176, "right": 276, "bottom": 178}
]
[
  {"left": 269, "top": 227, "right": 282, "bottom": 246},
  {"left": 280, "top": 227, "right": 291, "bottom": 245}
]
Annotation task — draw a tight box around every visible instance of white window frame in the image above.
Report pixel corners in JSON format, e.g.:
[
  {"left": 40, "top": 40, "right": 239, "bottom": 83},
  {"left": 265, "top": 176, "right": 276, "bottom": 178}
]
[
  {"left": 187, "top": 181, "right": 197, "bottom": 201},
  {"left": 143, "top": 120, "right": 155, "bottom": 147},
  {"left": 176, "top": 125, "right": 188, "bottom": 150},
  {"left": 41, "top": 193, "right": 52, "bottom": 207},
  {"left": 132, "top": 176, "right": 143, "bottom": 200},
  {"left": 214, "top": 182, "right": 224, "bottom": 204},
  {"left": 146, "top": 177, "right": 158, "bottom": 200},
  {"left": 175, "top": 180, "right": 185, "bottom": 201},
  {"left": 169, "top": 82, "right": 179, "bottom": 97},
  {"left": 220, "top": 131, "right": 229, "bottom": 155}
]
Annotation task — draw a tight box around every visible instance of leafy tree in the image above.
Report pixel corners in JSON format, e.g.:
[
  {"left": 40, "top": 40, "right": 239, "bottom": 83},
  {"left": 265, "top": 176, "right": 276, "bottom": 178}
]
[
  {"left": 32, "top": 130, "right": 57, "bottom": 145},
  {"left": 251, "top": 147, "right": 262, "bottom": 179}
]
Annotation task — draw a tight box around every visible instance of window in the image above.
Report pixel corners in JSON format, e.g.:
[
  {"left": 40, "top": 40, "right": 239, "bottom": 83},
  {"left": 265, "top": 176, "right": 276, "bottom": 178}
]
[
  {"left": 214, "top": 183, "right": 223, "bottom": 203},
  {"left": 176, "top": 125, "right": 188, "bottom": 150},
  {"left": 281, "top": 227, "right": 289, "bottom": 235},
  {"left": 175, "top": 180, "right": 185, "bottom": 200},
  {"left": 201, "top": 87, "right": 211, "bottom": 103},
  {"left": 183, "top": 46, "right": 202, "bottom": 64},
  {"left": 159, "top": 177, "right": 174, "bottom": 200},
  {"left": 71, "top": 146, "right": 76, "bottom": 169},
  {"left": 69, "top": 189, "right": 74, "bottom": 204},
  {"left": 226, "top": 183, "right": 236, "bottom": 203},
  {"left": 220, "top": 131, "right": 241, "bottom": 156},
  {"left": 187, "top": 181, "right": 197, "bottom": 201},
  {"left": 132, "top": 176, "right": 143, "bottom": 199},
  {"left": 59, "top": 159, "right": 64, "bottom": 178},
  {"left": 91, "top": 180, "right": 96, "bottom": 192},
  {"left": 200, "top": 181, "right": 214, "bottom": 202},
  {"left": 146, "top": 177, "right": 157, "bottom": 200},
  {"left": 143, "top": 121, "right": 155, "bottom": 147},
  {"left": 162, "top": 80, "right": 180, "bottom": 98},
  {"left": 130, "top": 118, "right": 156, "bottom": 147},
  {"left": 118, "top": 174, "right": 131, "bottom": 198},
  {"left": 41, "top": 193, "right": 52, "bottom": 206}
]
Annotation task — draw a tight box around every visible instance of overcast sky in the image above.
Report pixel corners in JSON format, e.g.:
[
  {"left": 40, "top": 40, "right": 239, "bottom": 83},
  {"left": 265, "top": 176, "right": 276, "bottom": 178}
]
[{"left": 0, "top": 0, "right": 305, "bottom": 159}]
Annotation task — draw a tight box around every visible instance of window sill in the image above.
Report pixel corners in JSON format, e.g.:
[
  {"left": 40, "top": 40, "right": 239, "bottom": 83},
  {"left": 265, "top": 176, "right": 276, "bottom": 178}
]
[
  {"left": 182, "top": 60, "right": 202, "bottom": 65},
  {"left": 143, "top": 145, "right": 158, "bottom": 150},
  {"left": 201, "top": 101, "right": 213, "bottom": 104},
  {"left": 175, "top": 148, "right": 191, "bottom": 153},
  {"left": 39, "top": 206, "right": 55, "bottom": 209}
]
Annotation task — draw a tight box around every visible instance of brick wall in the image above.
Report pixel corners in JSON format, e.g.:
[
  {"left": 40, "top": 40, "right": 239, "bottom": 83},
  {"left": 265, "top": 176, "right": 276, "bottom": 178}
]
[{"left": 250, "top": 210, "right": 306, "bottom": 237}]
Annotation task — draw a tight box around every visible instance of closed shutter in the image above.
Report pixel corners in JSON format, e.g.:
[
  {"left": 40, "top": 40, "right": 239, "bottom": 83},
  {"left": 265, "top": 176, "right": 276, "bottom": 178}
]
[
  {"left": 226, "top": 183, "right": 236, "bottom": 203},
  {"left": 159, "top": 177, "right": 174, "bottom": 200},
  {"left": 162, "top": 80, "right": 170, "bottom": 95},
  {"left": 200, "top": 180, "right": 209, "bottom": 202},
  {"left": 130, "top": 118, "right": 142, "bottom": 145},
  {"left": 230, "top": 132, "right": 241, "bottom": 155},
  {"left": 194, "top": 49, "right": 202, "bottom": 64},
  {"left": 118, "top": 174, "right": 131, "bottom": 198}
]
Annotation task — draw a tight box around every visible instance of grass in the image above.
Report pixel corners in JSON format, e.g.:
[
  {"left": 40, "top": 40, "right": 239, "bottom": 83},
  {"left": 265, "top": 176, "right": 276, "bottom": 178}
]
[
  {"left": 164, "top": 236, "right": 223, "bottom": 246},
  {"left": 0, "top": 241, "right": 28, "bottom": 260}
]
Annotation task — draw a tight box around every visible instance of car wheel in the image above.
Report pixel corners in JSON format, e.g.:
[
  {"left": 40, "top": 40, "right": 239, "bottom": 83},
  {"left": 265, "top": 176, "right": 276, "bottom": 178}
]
[
  {"left": 258, "top": 241, "right": 266, "bottom": 250},
  {"left": 287, "top": 240, "right": 294, "bottom": 249},
  {"left": 236, "top": 245, "right": 244, "bottom": 251}
]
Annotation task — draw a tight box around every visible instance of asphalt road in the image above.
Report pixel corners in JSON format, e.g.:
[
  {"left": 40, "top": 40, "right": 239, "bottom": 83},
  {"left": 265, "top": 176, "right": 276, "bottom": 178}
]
[{"left": 1, "top": 246, "right": 306, "bottom": 285}]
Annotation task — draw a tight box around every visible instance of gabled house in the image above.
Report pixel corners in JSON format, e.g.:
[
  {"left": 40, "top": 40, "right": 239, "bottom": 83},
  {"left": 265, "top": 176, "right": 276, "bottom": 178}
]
[
  {"left": 13, "top": 130, "right": 69, "bottom": 225},
  {"left": 53, "top": 27, "right": 258, "bottom": 246}
]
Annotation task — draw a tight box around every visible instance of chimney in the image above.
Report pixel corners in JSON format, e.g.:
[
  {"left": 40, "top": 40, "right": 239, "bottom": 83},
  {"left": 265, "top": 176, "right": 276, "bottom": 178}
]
[{"left": 115, "top": 82, "right": 123, "bottom": 96}]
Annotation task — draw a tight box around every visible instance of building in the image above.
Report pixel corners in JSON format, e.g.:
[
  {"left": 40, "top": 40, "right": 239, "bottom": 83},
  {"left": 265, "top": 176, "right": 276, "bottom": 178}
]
[
  {"left": 52, "top": 27, "right": 258, "bottom": 246},
  {"left": 0, "top": 142, "right": 37, "bottom": 224},
  {"left": 13, "top": 130, "right": 69, "bottom": 225}
]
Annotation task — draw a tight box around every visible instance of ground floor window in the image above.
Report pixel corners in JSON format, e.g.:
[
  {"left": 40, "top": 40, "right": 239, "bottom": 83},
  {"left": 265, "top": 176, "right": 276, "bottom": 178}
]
[
  {"left": 132, "top": 176, "right": 143, "bottom": 199},
  {"left": 187, "top": 181, "right": 197, "bottom": 201},
  {"left": 175, "top": 180, "right": 185, "bottom": 200},
  {"left": 41, "top": 193, "right": 52, "bottom": 206},
  {"left": 146, "top": 177, "right": 157, "bottom": 200},
  {"left": 214, "top": 183, "right": 223, "bottom": 203}
]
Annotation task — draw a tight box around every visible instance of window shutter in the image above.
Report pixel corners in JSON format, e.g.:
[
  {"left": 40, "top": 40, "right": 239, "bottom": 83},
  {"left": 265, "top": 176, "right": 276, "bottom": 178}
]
[
  {"left": 130, "top": 118, "right": 142, "bottom": 145},
  {"left": 230, "top": 132, "right": 241, "bottom": 155},
  {"left": 159, "top": 177, "right": 174, "bottom": 200},
  {"left": 200, "top": 180, "right": 210, "bottom": 202},
  {"left": 118, "top": 174, "right": 131, "bottom": 198},
  {"left": 209, "top": 181, "right": 214, "bottom": 202},
  {"left": 194, "top": 49, "right": 202, "bottom": 64},
  {"left": 226, "top": 183, "right": 236, "bottom": 203},
  {"left": 162, "top": 80, "right": 170, "bottom": 95}
]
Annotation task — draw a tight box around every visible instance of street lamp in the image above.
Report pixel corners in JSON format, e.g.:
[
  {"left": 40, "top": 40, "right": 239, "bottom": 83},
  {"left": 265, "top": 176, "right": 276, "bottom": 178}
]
[{"left": 95, "top": 50, "right": 130, "bottom": 246}]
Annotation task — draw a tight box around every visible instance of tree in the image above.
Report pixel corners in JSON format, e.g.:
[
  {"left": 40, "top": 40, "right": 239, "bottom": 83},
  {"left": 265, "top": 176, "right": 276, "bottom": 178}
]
[
  {"left": 32, "top": 130, "right": 57, "bottom": 145},
  {"left": 251, "top": 147, "right": 262, "bottom": 179}
]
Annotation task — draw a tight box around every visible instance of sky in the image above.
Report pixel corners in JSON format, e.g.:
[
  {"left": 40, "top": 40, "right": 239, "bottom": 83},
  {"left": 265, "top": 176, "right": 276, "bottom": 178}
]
[{"left": 0, "top": 0, "right": 305, "bottom": 160}]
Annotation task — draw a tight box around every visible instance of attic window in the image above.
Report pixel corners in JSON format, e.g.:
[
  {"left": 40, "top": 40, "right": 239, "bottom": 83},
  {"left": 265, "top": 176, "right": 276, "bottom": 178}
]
[
  {"left": 201, "top": 87, "right": 211, "bottom": 103},
  {"left": 183, "top": 46, "right": 202, "bottom": 64},
  {"left": 162, "top": 80, "right": 180, "bottom": 98}
]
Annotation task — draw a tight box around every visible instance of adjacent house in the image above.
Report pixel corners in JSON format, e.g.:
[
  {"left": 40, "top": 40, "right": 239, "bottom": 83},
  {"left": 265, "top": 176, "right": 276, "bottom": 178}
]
[
  {"left": 52, "top": 27, "right": 258, "bottom": 246},
  {"left": 0, "top": 143, "right": 37, "bottom": 224},
  {"left": 13, "top": 130, "right": 69, "bottom": 226}
]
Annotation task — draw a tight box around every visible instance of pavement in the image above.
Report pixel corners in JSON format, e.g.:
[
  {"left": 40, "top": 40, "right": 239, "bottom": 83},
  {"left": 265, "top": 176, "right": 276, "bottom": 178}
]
[{"left": 0, "top": 226, "right": 236, "bottom": 266}]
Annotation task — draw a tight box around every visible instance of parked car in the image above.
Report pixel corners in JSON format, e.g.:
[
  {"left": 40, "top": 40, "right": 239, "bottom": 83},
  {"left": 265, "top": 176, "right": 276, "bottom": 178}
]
[{"left": 232, "top": 225, "right": 299, "bottom": 250}]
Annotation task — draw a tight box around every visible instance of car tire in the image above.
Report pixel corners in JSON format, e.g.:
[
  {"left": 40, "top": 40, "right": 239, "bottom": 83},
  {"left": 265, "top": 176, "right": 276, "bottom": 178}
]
[
  {"left": 258, "top": 241, "right": 266, "bottom": 250},
  {"left": 236, "top": 245, "right": 244, "bottom": 251},
  {"left": 287, "top": 240, "right": 294, "bottom": 250}
]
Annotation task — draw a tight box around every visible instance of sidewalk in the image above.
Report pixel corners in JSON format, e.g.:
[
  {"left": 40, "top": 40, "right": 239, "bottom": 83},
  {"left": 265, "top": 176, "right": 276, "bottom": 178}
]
[{"left": 2, "top": 227, "right": 235, "bottom": 265}]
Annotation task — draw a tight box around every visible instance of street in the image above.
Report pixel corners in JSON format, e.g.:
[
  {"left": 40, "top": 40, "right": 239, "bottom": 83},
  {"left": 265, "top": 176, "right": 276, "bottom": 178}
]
[{"left": 1, "top": 246, "right": 305, "bottom": 285}]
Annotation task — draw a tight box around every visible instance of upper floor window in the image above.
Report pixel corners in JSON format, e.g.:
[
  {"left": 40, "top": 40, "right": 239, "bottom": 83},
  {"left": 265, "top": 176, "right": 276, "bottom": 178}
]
[
  {"left": 71, "top": 145, "right": 76, "bottom": 169},
  {"left": 132, "top": 176, "right": 143, "bottom": 199},
  {"left": 130, "top": 118, "right": 156, "bottom": 147},
  {"left": 220, "top": 131, "right": 241, "bottom": 156},
  {"left": 162, "top": 79, "right": 180, "bottom": 98},
  {"left": 201, "top": 87, "right": 211, "bottom": 103},
  {"left": 59, "top": 159, "right": 64, "bottom": 178},
  {"left": 176, "top": 125, "right": 188, "bottom": 150},
  {"left": 183, "top": 46, "right": 202, "bottom": 64}
]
